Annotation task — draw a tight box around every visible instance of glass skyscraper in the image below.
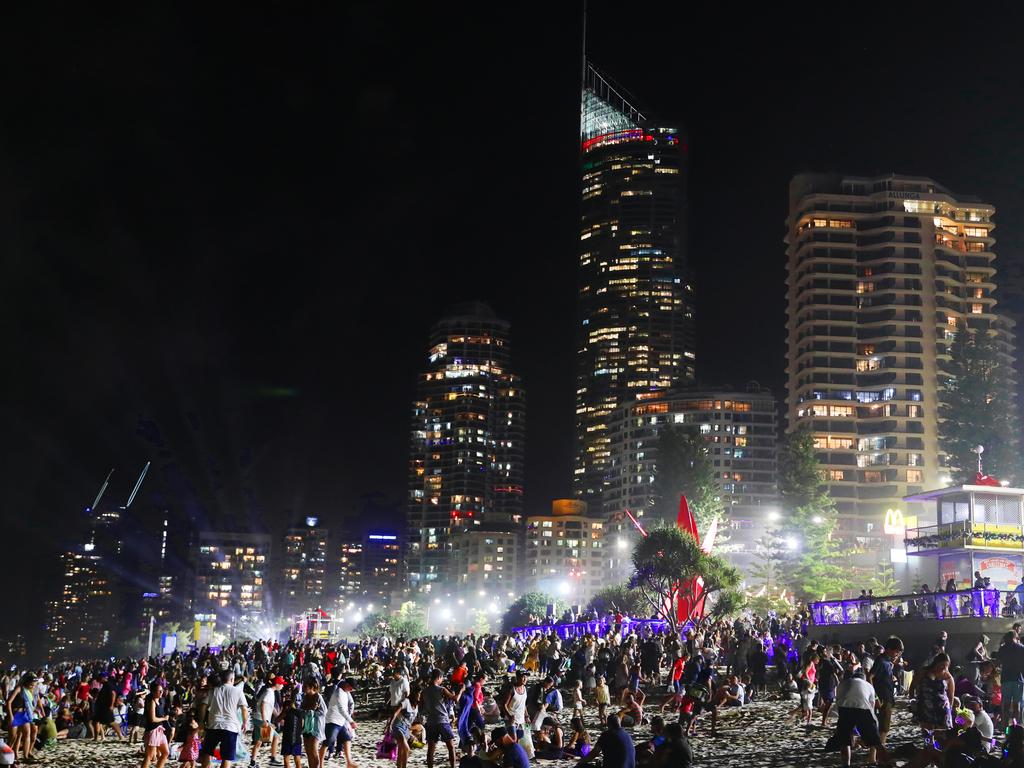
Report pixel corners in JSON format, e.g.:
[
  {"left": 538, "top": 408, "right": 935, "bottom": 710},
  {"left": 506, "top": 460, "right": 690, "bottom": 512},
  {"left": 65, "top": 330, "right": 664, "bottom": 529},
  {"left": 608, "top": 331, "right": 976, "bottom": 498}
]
[
  {"left": 407, "top": 302, "right": 525, "bottom": 591},
  {"left": 574, "top": 62, "right": 695, "bottom": 507}
]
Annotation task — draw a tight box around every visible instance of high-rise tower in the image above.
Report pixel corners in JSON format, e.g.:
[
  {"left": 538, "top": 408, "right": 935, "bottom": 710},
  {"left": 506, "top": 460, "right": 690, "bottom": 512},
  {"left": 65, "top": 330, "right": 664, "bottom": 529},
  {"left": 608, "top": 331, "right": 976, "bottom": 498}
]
[
  {"left": 785, "top": 173, "right": 1016, "bottom": 570},
  {"left": 574, "top": 63, "right": 695, "bottom": 507},
  {"left": 407, "top": 302, "right": 525, "bottom": 591}
]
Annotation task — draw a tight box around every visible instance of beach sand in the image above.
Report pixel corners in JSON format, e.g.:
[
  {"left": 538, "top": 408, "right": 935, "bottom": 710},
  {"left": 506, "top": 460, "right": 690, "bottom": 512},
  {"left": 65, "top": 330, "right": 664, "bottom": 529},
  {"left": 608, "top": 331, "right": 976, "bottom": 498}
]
[{"left": 28, "top": 693, "right": 924, "bottom": 768}]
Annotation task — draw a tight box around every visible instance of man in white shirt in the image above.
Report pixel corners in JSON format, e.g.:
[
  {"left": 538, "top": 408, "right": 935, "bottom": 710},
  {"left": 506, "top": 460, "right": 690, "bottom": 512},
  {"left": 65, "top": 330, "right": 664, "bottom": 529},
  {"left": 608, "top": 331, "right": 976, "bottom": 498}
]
[
  {"left": 251, "top": 675, "right": 285, "bottom": 767},
  {"left": 826, "top": 670, "right": 890, "bottom": 768},
  {"left": 200, "top": 670, "right": 249, "bottom": 768},
  {"left": 325, "top": 678, "right": 358, "bottom": 768},
  {"left": 963, "top": 695, "right": 995, "bottom": 750}
]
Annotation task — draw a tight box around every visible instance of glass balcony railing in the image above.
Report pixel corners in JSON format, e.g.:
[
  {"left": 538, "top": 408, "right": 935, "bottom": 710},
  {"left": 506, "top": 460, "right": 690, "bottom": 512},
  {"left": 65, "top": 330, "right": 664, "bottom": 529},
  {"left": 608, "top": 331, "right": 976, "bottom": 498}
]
[
  {"left": 810, "top": 588, "right": 1020, "bottom": 625},
  {"left": 904, "top": 521, "right": 1024, "bottom": 553}
]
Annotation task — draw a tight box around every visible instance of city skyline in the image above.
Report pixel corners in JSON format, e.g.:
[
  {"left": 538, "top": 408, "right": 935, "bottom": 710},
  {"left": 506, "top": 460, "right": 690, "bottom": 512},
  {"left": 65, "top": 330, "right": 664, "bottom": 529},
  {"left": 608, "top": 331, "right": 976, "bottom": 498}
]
[{"left": 6, "top": 5, "right": 1024, "bottom": 655}]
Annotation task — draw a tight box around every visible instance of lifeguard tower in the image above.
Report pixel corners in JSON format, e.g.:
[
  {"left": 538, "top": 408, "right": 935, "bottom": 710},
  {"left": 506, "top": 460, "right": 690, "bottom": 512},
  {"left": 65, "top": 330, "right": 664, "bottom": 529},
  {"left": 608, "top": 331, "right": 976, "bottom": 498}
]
[
  {"left": 807, "top": 454, "right": 1024, "bottom": 660},
  {"left": 292, "top": 608, "right": 336, "bottom": 642},
  {"left": 904, "top": 483, "right": 1024, "bottom": 598}
]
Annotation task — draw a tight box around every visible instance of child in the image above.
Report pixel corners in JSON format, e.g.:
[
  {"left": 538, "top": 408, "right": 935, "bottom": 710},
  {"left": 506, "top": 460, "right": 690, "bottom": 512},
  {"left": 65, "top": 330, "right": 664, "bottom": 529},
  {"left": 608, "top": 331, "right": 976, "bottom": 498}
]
[
  {"left": 583, "top": 664, "right": 597, "bottom": 695},
  {"left": 680, "top": 685, "right": 710, "bottom": 737},
  {"left": 178, "top": 710, "right": 201, "bottom": 768},
  {"left": 129, "top": 692, "right": 147, "bottom": 744},
  {"left": 660, "top": 687, "right": 684, "bottom": 715},
  {"left": 594, "top": 675, "right": 610, "bottom": 723},
  {"left": 278, "top": 694, "right": 305, "bottom": 768},
  {"left": 788, "top": 678, "right": 814, "bottom": 726},
  {"left": 571, "top": 679, "right": 585, "bottom": 721}
]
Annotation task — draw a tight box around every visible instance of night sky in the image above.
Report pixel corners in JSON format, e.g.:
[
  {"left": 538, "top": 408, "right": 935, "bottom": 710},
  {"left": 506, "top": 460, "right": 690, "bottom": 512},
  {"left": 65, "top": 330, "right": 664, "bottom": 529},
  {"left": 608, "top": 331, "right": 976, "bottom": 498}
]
[{"left": 4, "top": 4, "right": 1024, "bottom": 650}]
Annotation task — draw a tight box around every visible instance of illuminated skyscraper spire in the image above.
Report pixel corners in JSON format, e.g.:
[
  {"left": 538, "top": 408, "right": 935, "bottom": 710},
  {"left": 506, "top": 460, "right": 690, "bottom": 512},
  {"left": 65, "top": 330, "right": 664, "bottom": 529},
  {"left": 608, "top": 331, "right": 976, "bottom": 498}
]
[
  {"left": 581, "top": 63, "right": 644, "bottom": 142},
  {"left": 574, "top": 62, "right": 695, "bottom": 513}
]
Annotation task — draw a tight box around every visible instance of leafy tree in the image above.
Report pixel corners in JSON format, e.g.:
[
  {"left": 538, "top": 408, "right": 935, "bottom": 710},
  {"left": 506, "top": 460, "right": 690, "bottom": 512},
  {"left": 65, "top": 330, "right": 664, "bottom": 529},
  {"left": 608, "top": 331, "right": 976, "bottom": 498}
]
[
  {"left": 472, "top": 610, "right": 492, "bottom": 636},
  {"left": 629, "top": 526, "right": 742, "bottom": 633},
  {"left": 585, "top": 584, "right": 647, "bottom": 618},
  {"left": 501, "top": 592, "right": 564, "bottom": 633},
  {"left": 355, "top": 611, "right": 391, "bottom": 639},
  {"left": 351, "top": 602, "right": 428, "bottom": 639},
  {"left": 865, "top": 563, "right": 898, "bottom": 598},
  {"left": 777, "top": 425, "right": 852, "bottom": 602},
  {"left": 778, "top": 424, "right": 826, "bottom": 509},
  {"left": 391, "top": 602, "right": 428, "bottom": 639},
  {"left": 746, "top": 591, "right": 793, "bottom": 616},
  {"left": 749, "top": 534, "right": 784, "bottom": 591},
  {"left": 653, "top": 425, "right": 725, "bottom": 533},
  {"left": 940, "top": 329, "right": 1020, "bottom": 484}
]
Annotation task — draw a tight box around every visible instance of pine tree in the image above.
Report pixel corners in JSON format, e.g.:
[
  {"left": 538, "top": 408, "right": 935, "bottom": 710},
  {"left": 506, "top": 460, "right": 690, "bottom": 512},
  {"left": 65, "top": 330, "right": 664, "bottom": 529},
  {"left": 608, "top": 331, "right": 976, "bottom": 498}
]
[
  {"left": 653, "top": 424, "right": 724, "bottom": 533},
  {"left": 940, "top": 328, "right": 1020, "bottom": 484},
  {"left": 776, "top": 425, "right": 852, "bottom": 601}
]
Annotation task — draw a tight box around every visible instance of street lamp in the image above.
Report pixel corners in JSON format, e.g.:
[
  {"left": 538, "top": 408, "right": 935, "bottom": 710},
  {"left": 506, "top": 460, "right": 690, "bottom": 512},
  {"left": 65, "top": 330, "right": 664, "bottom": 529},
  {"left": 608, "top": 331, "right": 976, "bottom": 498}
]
[
  {"left": 767, "top": 510, "right": 781, "bottom": 522},
  {"left": 784, "top": 536, "right": 799, "bottom": 551}
]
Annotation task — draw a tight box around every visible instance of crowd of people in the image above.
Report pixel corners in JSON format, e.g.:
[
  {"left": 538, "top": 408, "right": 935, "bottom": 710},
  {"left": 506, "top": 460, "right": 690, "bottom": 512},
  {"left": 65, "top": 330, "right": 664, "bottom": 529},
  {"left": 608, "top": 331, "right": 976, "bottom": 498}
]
[{"left": 5, "top": 609, "right": 1024, "bottom": 768}]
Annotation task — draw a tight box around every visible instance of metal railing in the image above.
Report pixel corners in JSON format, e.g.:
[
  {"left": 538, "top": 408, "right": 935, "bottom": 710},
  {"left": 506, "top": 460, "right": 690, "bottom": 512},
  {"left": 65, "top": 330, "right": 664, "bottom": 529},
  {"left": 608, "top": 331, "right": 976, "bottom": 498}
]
[
  {"left": 511, "top": 617, "right": 670, "bottom": 640},
  {"left": 809, "top": 588, "right": 1021, "bottom": 626}
]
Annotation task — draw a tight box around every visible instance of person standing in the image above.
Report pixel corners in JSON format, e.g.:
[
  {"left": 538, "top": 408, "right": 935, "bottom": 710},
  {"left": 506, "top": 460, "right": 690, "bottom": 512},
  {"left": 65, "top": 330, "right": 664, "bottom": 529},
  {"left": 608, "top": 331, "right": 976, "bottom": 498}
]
[
  {"left": 385, "top": 689, "right": 420, "bottom": 768},
  {"left": 324, "top": 677, "right": 357, "bottom": 767},
  {"left": 867, "top": 636, "right": 902, "bottom": 764},
  {"left": 999, "top": 631, "right": 1024, "bottom": 725},
  {"left": 503, "top": 672, "right": 528, "bottom": 736},
  {"left": 93, "top": 673, "right": 119, "bottom": 742},
  {"left": 140, "top": 680, "right": 170, "bottom": 768},
  {"left": 199, "top": 670, "right": 249, "bottom": 768},
  {"left": 388, "top": 668, "right": 410, "bottom": 711},
  {"left": 251, "top": 675, "right": 285, "bottom": 767},
  {"left": 422, "top": 668, "right": 460, "bottom": 768},
  {"left": 826, "top": 669, "right": 890, "bottom": 768},
  {"left": 300, "top": 677, "right": 328, "bottom": 768},
  {"left": 6, "top": 673, "right": 38, "bottom": 765},
  {"left": 915, "top": 653, "right": 954, "bottom": 735}
]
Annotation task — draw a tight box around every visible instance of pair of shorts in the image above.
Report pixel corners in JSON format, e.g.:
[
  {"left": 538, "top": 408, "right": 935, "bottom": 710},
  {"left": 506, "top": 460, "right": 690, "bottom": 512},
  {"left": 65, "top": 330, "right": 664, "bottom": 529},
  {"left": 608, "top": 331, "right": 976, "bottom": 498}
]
[
  {"left": 832, "top": 707, "right": 882, "bottom": 748},
  {"left": 202, "top": 728, "right": 239, "bottom": 761},
  {"left": 281, "top": 740, "right": 303, "bottom": 756},
  {"left": 11, "top": 711, "right": 33, "bottom": 728},
  {"left": 325, "top": 722, "right": 352, "bottom": 749},
  {"left": 95, "top": 710, "right": 116, "bottom": 726},
  {"left": 877, "top": 701, "right": 893, "bottom": 735},
  {"left": 426, "top": 722, "right": 455, "bottom": 744},
  {"left": 146, "top": 728, "right": 168, "bottom": 748},
  {"left": 1005, "top": 680, "right": 1024, "bottom": 704}
]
